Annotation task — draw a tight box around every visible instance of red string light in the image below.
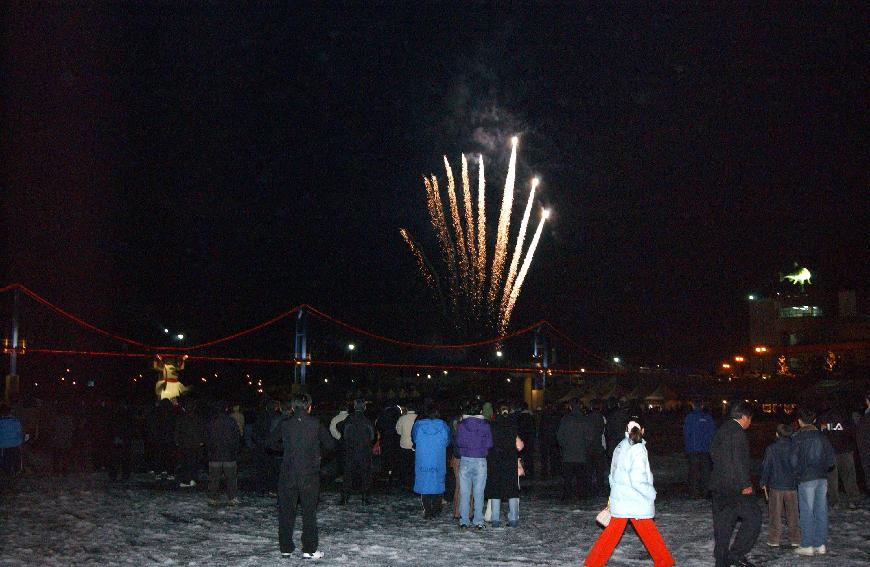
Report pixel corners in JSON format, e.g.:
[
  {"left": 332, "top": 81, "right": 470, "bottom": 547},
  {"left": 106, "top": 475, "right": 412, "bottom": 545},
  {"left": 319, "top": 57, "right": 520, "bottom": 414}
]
[{"left": 26, "top": 348, "right": 612, "bottom": 374}]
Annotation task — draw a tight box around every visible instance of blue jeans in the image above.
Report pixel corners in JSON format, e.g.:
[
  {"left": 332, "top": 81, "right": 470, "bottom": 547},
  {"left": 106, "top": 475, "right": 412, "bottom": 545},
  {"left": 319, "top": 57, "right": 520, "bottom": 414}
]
[
  {"left": 459, "top": 457, "right": 487, "bottom": 526},
  {"left": 490, "top": 497, "right": 519, "bottom": 526},
  {"left": 798, "top": 479, "right": 828, "bottom": 547}
]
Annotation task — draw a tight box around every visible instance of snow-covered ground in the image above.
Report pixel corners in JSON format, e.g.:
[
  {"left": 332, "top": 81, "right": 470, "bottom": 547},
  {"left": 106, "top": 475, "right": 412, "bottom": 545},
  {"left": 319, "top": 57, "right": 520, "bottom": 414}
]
[{"left": 2, "top": 454, "right": 869, "bottom": 566}]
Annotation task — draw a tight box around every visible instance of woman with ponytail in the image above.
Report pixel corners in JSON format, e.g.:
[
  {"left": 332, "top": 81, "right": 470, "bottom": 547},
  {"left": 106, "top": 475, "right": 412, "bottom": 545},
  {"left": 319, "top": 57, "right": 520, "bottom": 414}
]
[{"left": 584, "top": 420, "right": 674, "bottom": 566}]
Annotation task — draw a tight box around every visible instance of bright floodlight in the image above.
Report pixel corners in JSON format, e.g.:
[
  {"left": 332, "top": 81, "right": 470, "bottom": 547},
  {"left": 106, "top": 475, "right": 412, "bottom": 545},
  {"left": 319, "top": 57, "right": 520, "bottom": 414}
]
[
  {"left": 496, "top": 350, "right": 503, "bottom": 357},
  {"left": 748, "top": 294, "right": 756, "bottom": 300},
  {"left": 613, "top": 357, "right": 621, "bottom": 363},
  {"left": 163, "top": 328, "right": 169, "bottom": 334},
  {"left": 176, "top": 333, "right": 184, "bottom": 340},
  {"left": 348, "top": 343, "right": 355, "bottom": 350}
]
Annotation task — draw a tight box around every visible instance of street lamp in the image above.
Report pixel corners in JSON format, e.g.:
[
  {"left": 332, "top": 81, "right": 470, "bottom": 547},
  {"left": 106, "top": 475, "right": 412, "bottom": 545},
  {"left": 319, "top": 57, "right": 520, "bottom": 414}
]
[
  {"left": 612, "top": 357, "right": 621, "bottom": 364},
  {"left": 347, "top": 343, "right": 355, "bottom": 363},
  {"left": 495, "top": 350, "right": 503, "bottom": 358}
]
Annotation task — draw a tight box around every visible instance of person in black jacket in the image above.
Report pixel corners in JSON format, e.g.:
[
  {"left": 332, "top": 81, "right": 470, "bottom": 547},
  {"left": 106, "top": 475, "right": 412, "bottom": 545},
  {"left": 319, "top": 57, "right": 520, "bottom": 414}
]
[
  {"left": 271, "top": 393, "right": 335, "bottom": 560},
  {"left": 174, "top": 399, "right": 204, "bottom": 488},
  {"left": 791, "top": 407, "right": 835, "bottom": 556},
  {"left": 485, "top": 403, "right": 523, "bottom": 527},
  {"left": 557, "top": 399, "right": 591, "bottom": 500},
  {"left": 709, "top": 401, "right": 760, "bottom": 567},
  {"left": 818, "top": 403, "right": 861, "bottom": 508},
  {"left": 759, "top": 424, "right": 800, "bottom": 547},
  {"left": 338, "top": 399, "right": 375, "bottom": 505},
  {"left": 205, "top": 402, "right": 241, "bottom": 504},
  {"left": 857, "top": 391, "right": 870, "bottom": 499}
]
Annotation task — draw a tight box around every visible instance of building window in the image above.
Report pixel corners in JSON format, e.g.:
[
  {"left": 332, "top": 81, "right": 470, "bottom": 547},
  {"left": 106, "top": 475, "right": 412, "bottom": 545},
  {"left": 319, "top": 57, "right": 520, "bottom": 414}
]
[{"left": 779, "top": 305, "right": 823, "bottom": 318}]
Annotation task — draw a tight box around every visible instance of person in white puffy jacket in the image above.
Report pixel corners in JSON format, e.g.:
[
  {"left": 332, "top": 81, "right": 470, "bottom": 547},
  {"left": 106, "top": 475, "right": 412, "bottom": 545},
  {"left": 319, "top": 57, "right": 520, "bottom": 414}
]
[{"left": 584, "top": 419, "right": 675, "bottom": 567}]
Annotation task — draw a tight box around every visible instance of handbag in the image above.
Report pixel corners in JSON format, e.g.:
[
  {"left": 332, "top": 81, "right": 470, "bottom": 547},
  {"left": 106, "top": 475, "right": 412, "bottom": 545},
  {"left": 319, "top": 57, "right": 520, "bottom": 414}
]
[{"left": 595, "top": 506, "right": 611, "bottom": 528}]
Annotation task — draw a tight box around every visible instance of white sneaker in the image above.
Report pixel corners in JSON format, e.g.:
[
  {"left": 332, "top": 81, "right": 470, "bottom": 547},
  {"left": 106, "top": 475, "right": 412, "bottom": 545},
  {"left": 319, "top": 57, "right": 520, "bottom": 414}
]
[
  {"left": 794, "top": 546, "right": 815, "bottom": 556},
  {"left": 814, "top": 545, "right": 826, "bottom": 555},
  {"left": 303, "top": 551, "right": 324, "bottom": 560}
]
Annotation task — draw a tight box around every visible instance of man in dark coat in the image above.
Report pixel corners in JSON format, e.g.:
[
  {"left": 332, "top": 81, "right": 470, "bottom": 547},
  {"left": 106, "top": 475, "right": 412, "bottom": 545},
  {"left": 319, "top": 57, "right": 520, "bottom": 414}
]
[
  {"left": 539, "top": 404, "right": 562, "bottom": 478},
  {"left": 338, "top": 399, "right": 375, "bottom": 504},
  {"left": 271, "top": 393, "right": 335, "bottom": 559},
  {"left": 585, "top": 400, "right": 608, "bottom": 496},
  {"left": 205, "top": 402, "right": 241, "bottom": 503},
  {"left": 709, "top": 401, "right": 760, "bottom": 567},
  {"left": 106, "top": 401, "right": 134, "bottom": 482},
  {"left": 557, "top": 399, "right": 590, "bottom": 500}
]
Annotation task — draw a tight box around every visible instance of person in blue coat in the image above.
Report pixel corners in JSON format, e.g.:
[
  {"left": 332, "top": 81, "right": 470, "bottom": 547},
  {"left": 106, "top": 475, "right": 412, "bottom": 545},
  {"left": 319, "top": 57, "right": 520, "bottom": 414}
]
[
  {"left": 683, "top": 398, "right": 716, "bottom": 498},
  {"left": 584, "top": 419, "right": 674, "bottom": 567},
  {"left": 412, "top": 401, "right": 450, "bottom": 519},
  {"left": 0, "top": 403, "right": 25, "bottom": 475}
]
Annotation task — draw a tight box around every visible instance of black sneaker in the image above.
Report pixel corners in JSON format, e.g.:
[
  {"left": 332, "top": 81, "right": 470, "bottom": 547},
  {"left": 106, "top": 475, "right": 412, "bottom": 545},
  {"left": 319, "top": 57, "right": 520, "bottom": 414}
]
[
  {"left": 474, "top": 524, "right": 485, "bottom": 531},
  {"left": 733, "top": 558, "right": 757, "bottom": 567},
  {"left": 459, "top": 524, "right": 469, "bottom": 530}
]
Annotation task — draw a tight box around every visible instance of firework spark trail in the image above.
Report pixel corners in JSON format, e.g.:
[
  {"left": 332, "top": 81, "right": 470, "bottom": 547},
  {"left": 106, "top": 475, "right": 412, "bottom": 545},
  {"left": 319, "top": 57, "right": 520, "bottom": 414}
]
[
  {"left": 500, "top": 176, "right": 538, "bottom": 317},
  {"left": 443, "top": 157, "right": 471, "bottom": 298},
  {"left": 488, "top": 137, "right": 519, "bottom": 312},
  {"left": 500, "top": 209, "right": 549, "bottom": 334},
  {"left": 424, "top": 175, "right": 459, "bottom": 309},
  {"left": 399, "top": 228, "right": 436, "bottom": 289},
  {"left": 461, "top": 154, "right": 476, "bottom": 275},
  {"left": 475, "top": 154, "right": 487, "bottom": 301}
]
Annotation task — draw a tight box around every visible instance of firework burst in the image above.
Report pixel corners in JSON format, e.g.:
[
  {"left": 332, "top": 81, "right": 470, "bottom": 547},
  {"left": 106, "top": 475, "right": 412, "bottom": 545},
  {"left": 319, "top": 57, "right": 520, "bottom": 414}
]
[{"left": 401, "top": 137, "right": 550, "bottom": 338}]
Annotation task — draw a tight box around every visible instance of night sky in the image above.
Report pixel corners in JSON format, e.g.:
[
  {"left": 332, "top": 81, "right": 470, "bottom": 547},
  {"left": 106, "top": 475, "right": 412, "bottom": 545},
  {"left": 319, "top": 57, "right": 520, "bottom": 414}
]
[{"left": 3, "top": 4, "right": 868, "bottom": 370}]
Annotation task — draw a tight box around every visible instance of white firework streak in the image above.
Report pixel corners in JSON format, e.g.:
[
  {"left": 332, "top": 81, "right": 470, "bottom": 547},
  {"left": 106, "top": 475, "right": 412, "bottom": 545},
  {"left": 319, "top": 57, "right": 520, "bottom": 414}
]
[
  {"left": 443, "top": 157, "right": 471, "bottom": 298},
  {"left": 500, "top": 211, "right": 548, "bottom": 335},
  {"left": 499, "top": 177, "right": 538, "bottom": 318},
  {"left": 488, "top": 137, "right": 518, "bottom": 310},
  {"left": 475, "top": 154, "right": 487, "bottom": 302}
]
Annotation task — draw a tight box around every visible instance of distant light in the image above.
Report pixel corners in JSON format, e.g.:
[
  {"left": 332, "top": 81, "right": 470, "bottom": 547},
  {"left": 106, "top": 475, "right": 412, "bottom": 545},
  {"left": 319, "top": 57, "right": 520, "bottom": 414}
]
[
  {"left": 426, "top": 374, "right": 432, "bottom": 379},
  {"left": 176, "top": 333, "right": 184, "bottom": 340},
  {"left": 747, "top": 295, "right": 756, "bottom": 301},
  {"left": 722, "top": 399, "right": 728, "bottom": 404},
  {"left": 324, "top": 378, "right": 329, "bottom": 383},
  {"left": 34, "top": 382, "right": 38, "bottom": 386},
  {"left": 442, "top": 370, "right": 448, "bottom": 375},
  {"left": 66, "top": 368, "right": 70, "bottom": 373},
  {"left": 580, "top": 368, "right": 586, "bottom": 373},
  {"left": 164, "top": 328, "right": 169, "bottom": 334},
  {"left": 506, "top": 378, "right": 511, "bottom": 383},
  {"left": 496, "top": 350, "right": 503, "bottom": 358},
  {"left": 72, "top": 381, "right": 76, "bottom": 385},
  {"left": 214, "top": 373, "right": 218, "bottom": 377},
  {"left": 612, "top": 357, "right": 621, "bottom": 364},
  {"left": 734, "top": 356, "right": 745, "bottom": 362},
  {"left": 722, "top": 363, "right": 731, "bottom": 369},
  {"left": 348, "top": 343, "right": 356, "bottom": 351},
  {"left": 416, "top": 373, "right": 420, "bottom": 377}
]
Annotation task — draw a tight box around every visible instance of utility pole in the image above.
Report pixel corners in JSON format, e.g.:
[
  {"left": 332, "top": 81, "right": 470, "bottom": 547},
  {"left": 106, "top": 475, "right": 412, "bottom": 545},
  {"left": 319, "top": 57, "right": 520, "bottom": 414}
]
[{"left": 294, "top": 309, "right": 307, "bottom": 386}]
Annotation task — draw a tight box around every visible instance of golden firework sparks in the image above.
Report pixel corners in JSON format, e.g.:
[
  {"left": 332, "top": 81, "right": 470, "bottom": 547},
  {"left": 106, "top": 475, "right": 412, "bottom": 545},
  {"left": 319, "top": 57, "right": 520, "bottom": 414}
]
[{"left": 500, "top": 176, "right": 539, "bottom": 317}]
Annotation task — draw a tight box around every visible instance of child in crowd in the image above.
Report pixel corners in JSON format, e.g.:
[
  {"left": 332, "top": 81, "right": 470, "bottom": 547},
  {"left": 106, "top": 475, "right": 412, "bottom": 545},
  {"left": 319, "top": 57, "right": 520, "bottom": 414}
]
[{"left": 759, "top": 424, "right": 800, "bottom": 547}]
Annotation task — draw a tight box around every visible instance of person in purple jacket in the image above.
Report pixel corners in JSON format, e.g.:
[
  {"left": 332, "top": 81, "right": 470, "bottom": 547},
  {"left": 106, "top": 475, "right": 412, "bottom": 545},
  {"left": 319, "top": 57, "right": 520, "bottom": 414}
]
[{"left": 454, "top": 399, "right": 493, "bottom": 529}]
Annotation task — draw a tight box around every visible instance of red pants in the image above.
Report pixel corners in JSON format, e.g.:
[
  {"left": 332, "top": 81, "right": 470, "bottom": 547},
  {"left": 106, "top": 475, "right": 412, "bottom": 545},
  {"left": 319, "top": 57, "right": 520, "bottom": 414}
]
[{"left": 584, "top": 518, "right": 674, "bottom": 567}]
